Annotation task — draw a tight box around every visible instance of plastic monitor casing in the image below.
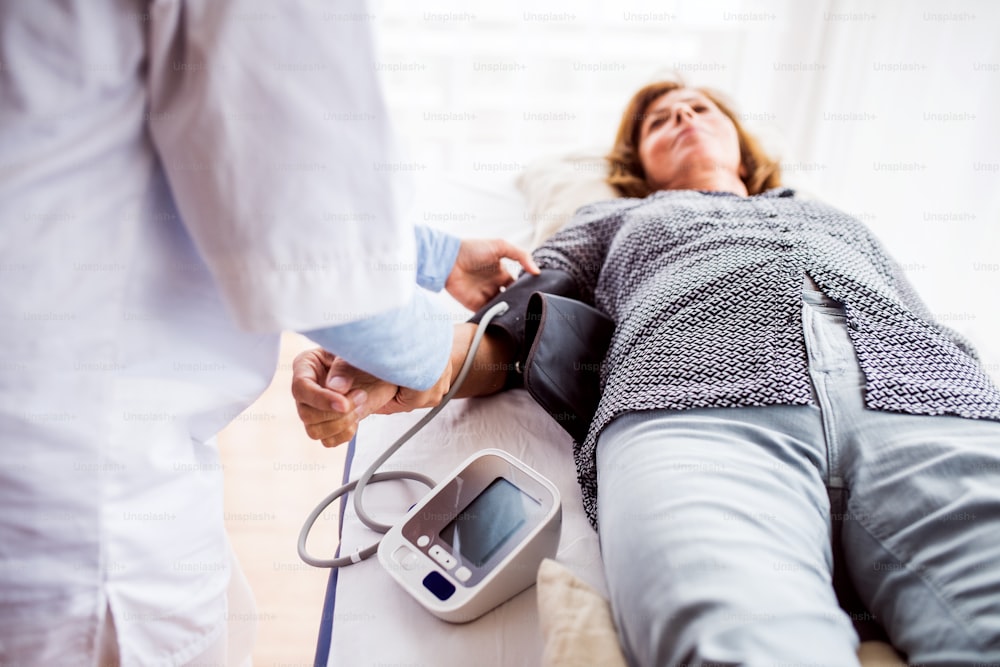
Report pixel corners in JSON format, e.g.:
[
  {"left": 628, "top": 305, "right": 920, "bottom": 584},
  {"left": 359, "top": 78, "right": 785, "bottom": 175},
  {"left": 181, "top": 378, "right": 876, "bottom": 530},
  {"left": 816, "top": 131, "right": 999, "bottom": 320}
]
[{"left": 377, "top": 448, "right": 562, "bottom": 623}]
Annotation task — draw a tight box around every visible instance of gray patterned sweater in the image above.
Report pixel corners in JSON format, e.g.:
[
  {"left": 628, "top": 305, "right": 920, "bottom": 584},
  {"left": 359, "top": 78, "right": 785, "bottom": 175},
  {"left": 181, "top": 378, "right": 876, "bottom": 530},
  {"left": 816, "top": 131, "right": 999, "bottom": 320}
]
[{"left": 532, "top": 187, "right": 1000, "bottom": 528}]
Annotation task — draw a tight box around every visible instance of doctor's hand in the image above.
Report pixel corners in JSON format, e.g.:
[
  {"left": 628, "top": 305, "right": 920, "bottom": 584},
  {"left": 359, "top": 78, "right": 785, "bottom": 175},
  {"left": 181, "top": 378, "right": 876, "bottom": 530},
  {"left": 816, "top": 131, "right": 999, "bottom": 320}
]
[
  {"left": 290, "top": 348, "right": 455, "bottom": 447},
  {"left": 445, "top": 239, "right": 540, "bottom": 310},
  {"left": 292, "top": 348, "right": 396, "bottom": 447}
]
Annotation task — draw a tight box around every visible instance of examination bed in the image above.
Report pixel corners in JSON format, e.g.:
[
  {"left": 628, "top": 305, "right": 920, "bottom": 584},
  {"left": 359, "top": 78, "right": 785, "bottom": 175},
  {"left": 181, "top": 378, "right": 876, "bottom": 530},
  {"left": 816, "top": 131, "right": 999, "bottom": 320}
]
[{"left": 309, "top": 164, "right": 903, "bottom": 667}]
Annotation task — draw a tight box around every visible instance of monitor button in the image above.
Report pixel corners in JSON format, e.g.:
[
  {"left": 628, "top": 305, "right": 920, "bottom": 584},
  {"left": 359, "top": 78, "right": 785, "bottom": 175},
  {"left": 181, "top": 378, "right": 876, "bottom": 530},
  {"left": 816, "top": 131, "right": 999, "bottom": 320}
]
[
  {"left": 416, "top": 535, "right": 430, "bottom": 548},
  {"left": 390, "top": 546, "right": 421, "bottom": 571},
  {"left": 454, "top": 566, "right": 472, "bottom": 582},
  {"left": 428, "top": 544, "right": 458, "bottom": 570},
  {"left": 422, "top": 571, "right": 456, "bottom": 601}
]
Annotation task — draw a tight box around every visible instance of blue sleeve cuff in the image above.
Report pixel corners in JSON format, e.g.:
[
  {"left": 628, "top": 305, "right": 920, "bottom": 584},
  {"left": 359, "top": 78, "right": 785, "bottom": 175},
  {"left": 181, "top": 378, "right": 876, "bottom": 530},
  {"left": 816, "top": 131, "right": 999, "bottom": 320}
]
[
  {"left": 300, "top": 290, "right": 454, "bottom": 390},
  {"left": 415, "top": 226, "right": 461, "bottom": 292}
]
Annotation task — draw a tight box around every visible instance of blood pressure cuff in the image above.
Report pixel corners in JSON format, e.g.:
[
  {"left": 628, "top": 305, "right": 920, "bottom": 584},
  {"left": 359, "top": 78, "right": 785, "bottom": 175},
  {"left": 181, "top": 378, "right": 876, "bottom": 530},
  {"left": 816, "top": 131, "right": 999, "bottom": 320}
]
[{"left": 469, "top": 269, "right": 615, "bottom": 443}]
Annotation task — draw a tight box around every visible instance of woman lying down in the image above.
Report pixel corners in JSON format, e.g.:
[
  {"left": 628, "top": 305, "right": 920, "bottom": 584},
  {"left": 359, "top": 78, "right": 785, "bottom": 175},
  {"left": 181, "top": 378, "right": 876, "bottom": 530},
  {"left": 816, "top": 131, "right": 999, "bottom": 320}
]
[{"left": 293, "top": 81, "right": 1000, "bottom": 666}]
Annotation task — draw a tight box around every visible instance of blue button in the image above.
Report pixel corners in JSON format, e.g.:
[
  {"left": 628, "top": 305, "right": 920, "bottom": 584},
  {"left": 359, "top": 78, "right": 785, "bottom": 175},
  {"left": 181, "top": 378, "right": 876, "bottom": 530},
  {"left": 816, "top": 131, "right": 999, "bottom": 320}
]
[{"left": 422, "top": 571, "right": 456, "bottom": 601}]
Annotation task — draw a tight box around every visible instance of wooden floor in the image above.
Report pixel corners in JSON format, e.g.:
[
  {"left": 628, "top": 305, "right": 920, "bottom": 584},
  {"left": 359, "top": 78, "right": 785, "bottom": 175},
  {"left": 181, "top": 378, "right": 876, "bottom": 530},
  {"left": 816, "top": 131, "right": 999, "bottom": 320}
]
[{"left": 218, "top": 332, "right": 346, "bottom": 666}]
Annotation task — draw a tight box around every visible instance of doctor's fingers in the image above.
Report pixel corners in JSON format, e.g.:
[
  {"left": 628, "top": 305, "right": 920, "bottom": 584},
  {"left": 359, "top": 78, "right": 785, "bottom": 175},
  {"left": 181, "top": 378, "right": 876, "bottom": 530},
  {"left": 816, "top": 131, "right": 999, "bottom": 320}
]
[
  {"left": 296, "top": 401, "right": 353, "bottom": 427},
  {"left": 317, "top": 421, "right": 356, "bottom": 448},
  {"left": 297, "top": 403, "right": 357, "bottom": 445},
  {"left": 292, "top": 348, "right": 353, "bottom": 413},
  {"left": 320, "top": 423, "right": 357, "bottom": 448},
  {"left": 321, "top": 429, "right": 356, "bottom": 448},
  {"left": 496, "top": 239, "right": 540, "bottom": 276}
]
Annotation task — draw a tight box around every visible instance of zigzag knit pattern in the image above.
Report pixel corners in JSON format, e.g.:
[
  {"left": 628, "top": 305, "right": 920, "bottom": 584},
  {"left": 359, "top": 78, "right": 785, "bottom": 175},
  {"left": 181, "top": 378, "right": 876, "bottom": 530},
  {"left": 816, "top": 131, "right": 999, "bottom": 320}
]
[{"left": 533, "top": 187, "right": 1000, "bottom": 529}]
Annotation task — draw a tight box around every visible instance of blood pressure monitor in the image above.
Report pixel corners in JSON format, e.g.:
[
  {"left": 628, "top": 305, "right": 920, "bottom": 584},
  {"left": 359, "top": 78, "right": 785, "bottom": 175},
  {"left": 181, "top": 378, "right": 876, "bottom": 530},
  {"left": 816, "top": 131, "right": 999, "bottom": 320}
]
[{"left": 377, "top": 449, "right": 561, "bottom": 623}]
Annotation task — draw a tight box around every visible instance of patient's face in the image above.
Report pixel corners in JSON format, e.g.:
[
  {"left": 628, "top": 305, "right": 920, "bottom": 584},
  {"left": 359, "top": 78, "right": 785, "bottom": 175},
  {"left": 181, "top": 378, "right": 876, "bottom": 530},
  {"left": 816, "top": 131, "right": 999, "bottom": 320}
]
[{"left": 638, "top": 89, "right": 742, "bottom": 191}]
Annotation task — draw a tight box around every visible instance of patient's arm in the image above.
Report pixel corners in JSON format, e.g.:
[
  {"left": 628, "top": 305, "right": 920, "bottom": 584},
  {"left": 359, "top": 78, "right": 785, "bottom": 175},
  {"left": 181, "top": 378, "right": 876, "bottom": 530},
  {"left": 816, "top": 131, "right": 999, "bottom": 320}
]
[
  {"left": 448, "top": 323, "right": 516, "bottom": 399},
  {"left": 292, "top": 323, "right": 514, "bottom": 447}
]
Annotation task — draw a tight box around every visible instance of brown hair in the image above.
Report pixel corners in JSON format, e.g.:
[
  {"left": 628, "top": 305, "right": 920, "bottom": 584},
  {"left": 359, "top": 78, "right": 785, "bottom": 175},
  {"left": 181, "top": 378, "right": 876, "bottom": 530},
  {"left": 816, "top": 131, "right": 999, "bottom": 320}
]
[{"left": 606, "top": 80, "right": 781, "bottom": 197}]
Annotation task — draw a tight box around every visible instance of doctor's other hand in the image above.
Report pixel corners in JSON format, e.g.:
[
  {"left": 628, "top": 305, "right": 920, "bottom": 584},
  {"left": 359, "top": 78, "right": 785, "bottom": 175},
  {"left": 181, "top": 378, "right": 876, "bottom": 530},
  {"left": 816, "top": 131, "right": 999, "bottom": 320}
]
[
  {"left": 291, "top": 348, "right": 454, "bottom": 447},
  {"left": 291, "top": 348, "right": 395, "bottom": 447},
  {"left": 446, "top": 238, "right": 540, "bottom": 311}
]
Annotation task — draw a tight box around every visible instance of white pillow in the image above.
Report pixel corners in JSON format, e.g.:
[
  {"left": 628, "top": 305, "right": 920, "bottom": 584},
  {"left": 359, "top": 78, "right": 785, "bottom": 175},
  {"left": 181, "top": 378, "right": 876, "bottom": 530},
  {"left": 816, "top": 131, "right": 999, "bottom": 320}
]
[
  {"left": 536, "top": 558, "right": 628, "bottom": 667},
  {"left": 516, "top": 147, "right": 817, "bottom": 250},
  {"left": 516, "top": 149, "right": 620, "bottom": 248}
]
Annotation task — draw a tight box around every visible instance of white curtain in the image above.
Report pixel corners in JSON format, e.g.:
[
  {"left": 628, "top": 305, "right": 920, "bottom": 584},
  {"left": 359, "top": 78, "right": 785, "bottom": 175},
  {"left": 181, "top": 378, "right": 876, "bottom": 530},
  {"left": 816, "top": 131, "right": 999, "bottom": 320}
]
[{"left": 371, "top": 0, "right": 1000, "bottom": 375}]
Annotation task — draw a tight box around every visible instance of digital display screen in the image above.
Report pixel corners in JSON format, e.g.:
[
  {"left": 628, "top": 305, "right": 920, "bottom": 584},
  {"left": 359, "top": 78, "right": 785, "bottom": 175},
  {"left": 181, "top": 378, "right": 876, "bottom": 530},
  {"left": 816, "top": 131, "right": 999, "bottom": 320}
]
[{"left": 439, "top": 478, "right": 540, "bottom": 568}]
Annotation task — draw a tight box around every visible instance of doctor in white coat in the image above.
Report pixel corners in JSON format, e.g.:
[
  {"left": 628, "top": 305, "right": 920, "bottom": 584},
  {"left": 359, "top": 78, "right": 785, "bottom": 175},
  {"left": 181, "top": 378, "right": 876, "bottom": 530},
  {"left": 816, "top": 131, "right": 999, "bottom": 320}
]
[{"left": 0, "top": 1, "right": 536, "bottom": 665}]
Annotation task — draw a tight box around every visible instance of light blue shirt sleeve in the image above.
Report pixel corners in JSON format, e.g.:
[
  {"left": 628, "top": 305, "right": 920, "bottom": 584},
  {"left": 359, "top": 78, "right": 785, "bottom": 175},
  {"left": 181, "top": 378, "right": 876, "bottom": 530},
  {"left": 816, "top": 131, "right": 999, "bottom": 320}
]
[
  {"left": 415, "top": 225, "right": 461, "bottom": 292},
  {"left": 301, "top": 289, "right": 453, "bottom": 391}
]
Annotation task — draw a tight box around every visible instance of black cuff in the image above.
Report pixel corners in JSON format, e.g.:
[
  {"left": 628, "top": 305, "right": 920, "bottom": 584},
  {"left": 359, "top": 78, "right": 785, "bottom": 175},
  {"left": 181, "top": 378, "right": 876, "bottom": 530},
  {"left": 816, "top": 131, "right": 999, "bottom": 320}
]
[{"left": 468, "top": 269, "right": 580, "bottom": 389}]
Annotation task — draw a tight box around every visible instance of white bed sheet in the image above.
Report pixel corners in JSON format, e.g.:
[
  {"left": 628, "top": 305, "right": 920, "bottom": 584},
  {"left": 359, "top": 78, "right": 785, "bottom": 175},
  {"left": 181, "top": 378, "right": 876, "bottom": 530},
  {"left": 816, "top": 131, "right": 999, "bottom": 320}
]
[
  {"left": 325, "top": 393, "right": 607, "bottom": 667},
  {"left": 322, "top": 172, "right": 608, "bottom": 666}
]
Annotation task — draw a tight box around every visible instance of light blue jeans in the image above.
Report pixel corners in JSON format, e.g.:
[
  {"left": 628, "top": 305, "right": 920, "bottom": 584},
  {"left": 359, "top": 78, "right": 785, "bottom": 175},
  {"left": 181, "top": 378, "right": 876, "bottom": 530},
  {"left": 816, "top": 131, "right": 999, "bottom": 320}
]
[{"left": 597, "top": 286, "right": 1000, "bottom": 666}]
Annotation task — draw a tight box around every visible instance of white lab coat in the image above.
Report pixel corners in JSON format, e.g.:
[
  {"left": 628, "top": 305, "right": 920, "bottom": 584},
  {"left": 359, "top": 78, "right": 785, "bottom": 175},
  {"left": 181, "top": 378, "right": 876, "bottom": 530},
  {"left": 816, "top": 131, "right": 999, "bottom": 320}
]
[{"left": 0, "top": 1, "right": 415, "bottom": 663}]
